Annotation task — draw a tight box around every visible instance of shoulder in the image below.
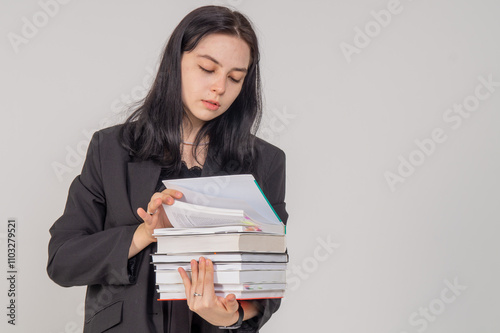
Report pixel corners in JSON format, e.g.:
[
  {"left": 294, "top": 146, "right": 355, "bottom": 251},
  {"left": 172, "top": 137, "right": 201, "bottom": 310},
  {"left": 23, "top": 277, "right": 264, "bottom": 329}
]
[
  {"left": 89, "top": 124, "right": 126, "bottom": 151},
  {"left": 86, "top": 124, "right": 130, "bottom": 163},
  {"left": 252, "top": 136, "right": 286, "bottom": 185},
  {"left": 253, "top": 136, "right": 286, "bottom": 162},
  {"left": 92, "top": 124, "right": 123, "bottom": 145}
]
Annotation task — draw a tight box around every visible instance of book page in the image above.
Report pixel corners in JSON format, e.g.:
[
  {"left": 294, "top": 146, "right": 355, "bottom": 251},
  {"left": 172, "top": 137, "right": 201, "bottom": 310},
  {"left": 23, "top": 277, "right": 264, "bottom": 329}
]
[
  {"left": 163, "top": 174, "right": 282, "bottom": 224},
  {"left": 164, "top": 201, "right": 254, "bottom": 228},
  {"left": 163, "top": 175, "right": 283, "bottom": 225}
]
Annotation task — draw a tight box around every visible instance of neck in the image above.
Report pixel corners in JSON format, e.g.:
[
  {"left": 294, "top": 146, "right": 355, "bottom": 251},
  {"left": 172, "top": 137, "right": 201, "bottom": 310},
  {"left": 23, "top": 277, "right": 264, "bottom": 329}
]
[{"left": 182, "top": 116, "right": 204, "bottom": 143}]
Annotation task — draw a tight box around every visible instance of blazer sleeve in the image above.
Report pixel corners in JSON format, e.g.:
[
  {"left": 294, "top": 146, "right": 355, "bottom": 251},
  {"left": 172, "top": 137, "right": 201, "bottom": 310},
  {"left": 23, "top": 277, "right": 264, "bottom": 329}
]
[
  {"left": 47, "top": 131, "right": 138, "bottom": 287},
  {"left": 240, "top": 147, "right": 288, "bottom": 332}
]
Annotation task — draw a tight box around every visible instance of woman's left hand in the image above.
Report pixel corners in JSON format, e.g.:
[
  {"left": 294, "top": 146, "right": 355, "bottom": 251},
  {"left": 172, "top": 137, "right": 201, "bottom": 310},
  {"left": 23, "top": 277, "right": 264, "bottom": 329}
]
[{"left": 179, "top": 257, "right": 241, "bottom": 327}]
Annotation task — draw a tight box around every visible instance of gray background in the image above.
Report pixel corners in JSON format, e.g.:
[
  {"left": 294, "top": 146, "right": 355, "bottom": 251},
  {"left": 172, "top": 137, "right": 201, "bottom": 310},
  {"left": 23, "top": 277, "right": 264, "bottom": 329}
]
[{"left": 1, "top": 0, "right": 499, "bottom": 332}]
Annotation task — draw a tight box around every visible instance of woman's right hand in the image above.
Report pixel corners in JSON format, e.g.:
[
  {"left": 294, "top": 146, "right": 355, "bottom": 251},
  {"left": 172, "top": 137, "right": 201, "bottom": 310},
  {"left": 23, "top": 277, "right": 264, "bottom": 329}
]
[
  {"left": 129, "top": 189, "right": 183, "bottom": 258},
  {"left": 138, "top": 189, "right": 184, "bottom": 240}
]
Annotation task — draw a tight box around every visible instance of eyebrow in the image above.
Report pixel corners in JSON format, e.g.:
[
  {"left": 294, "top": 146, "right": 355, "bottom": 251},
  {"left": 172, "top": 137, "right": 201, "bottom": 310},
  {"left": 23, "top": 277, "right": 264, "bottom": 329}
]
[{"left": 197, "top": 54, "right": 248, "bottom": 73}]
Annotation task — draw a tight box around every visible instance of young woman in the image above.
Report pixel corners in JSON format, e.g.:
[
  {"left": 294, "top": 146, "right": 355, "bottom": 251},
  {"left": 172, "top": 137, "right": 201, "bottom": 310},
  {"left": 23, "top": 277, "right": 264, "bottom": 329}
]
[{"left": 47, "top": 6, "right": 287, "bottom": 332}]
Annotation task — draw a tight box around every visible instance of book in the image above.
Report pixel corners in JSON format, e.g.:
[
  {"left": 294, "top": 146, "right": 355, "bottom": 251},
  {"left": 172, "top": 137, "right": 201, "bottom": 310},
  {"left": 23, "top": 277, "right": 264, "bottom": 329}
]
[
  {"left": 153, "top": 225, "right": 263, "bottom": 236},
  {"left": 161, "top": 174, "right": 285, "bottom": 235},
  {"left": 154, "top": 262, "right": 287, "bottom": 271},
  {"left": 155, "top": 233, "right": 286, "bottom": 254},
  {"left": 156, "top": 283, "right": 287, "bottom": 293},
  {"left": 158, "top": 289, "right": 285, "bottom": 301},
  {"left": 152, "top": 175, "right": 288, "bottom": 301},
  {"left": 155, "top": 269, "right": 286, "bottom": 284},
  {"left": 151, "top": 252, "right": 289, "bottom": 264}
]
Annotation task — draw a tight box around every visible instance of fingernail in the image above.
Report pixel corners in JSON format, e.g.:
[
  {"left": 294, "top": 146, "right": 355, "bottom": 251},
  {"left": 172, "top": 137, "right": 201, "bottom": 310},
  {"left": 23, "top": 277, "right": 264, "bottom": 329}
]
[{"left": 176, "top": 191, "right": 183, "bottom": 198}]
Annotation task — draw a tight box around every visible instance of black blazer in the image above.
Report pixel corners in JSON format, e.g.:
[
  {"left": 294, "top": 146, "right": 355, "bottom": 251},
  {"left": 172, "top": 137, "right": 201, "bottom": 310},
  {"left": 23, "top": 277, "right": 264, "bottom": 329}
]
[{"left": 47, "top": 125, "right": 288, "bottom": 332}]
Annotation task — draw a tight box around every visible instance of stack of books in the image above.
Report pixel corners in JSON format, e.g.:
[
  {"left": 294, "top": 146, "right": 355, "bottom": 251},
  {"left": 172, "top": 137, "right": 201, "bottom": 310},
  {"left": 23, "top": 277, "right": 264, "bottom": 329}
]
[{"left": 152, "top": 175, "right": 287, "bottom": 301}]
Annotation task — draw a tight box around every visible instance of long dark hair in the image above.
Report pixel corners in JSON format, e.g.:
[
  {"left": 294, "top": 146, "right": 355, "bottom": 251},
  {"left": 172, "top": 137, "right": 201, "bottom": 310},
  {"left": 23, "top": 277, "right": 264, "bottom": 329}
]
[{"left": 120, "top": 5, "right": 262, "bottom": 175}]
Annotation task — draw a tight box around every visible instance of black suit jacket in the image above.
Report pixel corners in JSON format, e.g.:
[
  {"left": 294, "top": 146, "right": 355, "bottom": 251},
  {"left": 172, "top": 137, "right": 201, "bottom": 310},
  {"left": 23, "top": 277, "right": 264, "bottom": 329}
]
[{"left": 47, "top": 125, "right": 288, "bottom": 332}]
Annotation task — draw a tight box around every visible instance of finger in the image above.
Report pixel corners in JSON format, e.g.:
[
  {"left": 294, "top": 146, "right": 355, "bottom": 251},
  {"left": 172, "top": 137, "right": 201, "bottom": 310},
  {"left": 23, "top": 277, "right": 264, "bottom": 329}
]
[
  {"left": 190, "top": 259, "right": 200, "bottom": 298},
  {"left": 141, "top": 200, "right": 173, "bottom": 229},
  {"left": 221, "top": 293, "right": 239, "bottom": 312},
  {"left": 156, "top": 190, "right": 183, "bottom": 206},
  {"left": 162, "top": 189, "right": 183, "bottom": 198},
  {"left": 137, "top": 207, "right": 154, "bottom": 227},
  {"left": 178, "top": 267, "right": 192, "bottom": 302},
  {"left": 138, "top": 204, "right": 160, "bottom": 227},
  {"left": 155, "top": 204, "right": 173, "bottom": 228},
  {"left": 203, "top": 259, "right": 215, "bottom": 297},
  {"left": 147, "top": 197, "right": 163, "bottom": 215},
  {"left": 146, "top": 191, "right": 183, "bottom": 221},
  {"left": 194, "top": 257, "right": 205, "bottom": 298}
]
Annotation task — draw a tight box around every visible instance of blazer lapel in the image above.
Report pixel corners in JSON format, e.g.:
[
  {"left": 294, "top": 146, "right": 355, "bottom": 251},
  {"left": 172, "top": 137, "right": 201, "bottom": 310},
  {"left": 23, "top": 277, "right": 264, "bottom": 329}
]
[{"left": 127, "top": 160, "right": 161, "bottom": 222}]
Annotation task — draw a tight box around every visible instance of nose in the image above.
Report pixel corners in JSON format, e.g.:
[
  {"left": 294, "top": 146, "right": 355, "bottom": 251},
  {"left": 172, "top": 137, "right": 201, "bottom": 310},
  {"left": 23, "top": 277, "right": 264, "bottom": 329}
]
[{"left": 211, "top": 74, "right": 226, "bottom": 95}]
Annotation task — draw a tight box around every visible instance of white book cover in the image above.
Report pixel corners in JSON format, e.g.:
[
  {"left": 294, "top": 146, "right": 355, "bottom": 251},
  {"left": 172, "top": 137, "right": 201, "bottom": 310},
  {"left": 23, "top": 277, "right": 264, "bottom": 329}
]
[
  {"left": 153, "top": 262, "right": 287, "bottom": 271},
  {"left": 151, "top": 252, "right": 289, "bottom": 263},
  {"left": 156, "top": 283, "right": 287, "bottom": 293},
  {"left": 155, "top": 269, "right": 286, "bottom": 284},
  {"left": 158, "top": 289, "right": 285, "bottom": 301}
]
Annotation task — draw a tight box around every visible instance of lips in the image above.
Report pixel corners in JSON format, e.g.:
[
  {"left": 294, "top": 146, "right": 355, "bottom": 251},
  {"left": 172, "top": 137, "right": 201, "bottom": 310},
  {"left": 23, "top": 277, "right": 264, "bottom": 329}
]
[{"left": 202, "top": 100, "right": 220, "bottom": 111}]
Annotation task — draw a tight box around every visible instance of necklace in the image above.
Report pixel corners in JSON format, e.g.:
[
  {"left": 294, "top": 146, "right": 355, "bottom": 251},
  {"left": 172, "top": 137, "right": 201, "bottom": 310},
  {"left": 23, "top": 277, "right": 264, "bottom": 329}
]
[{"left": 181, "top": 140, "right": 209, "bottom": 146}]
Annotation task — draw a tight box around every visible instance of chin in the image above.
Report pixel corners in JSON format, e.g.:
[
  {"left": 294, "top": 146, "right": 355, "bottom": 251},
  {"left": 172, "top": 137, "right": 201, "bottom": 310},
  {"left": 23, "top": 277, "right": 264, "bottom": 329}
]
[{"left": 195, "top": 110, "right": 224, "bottom": 122}]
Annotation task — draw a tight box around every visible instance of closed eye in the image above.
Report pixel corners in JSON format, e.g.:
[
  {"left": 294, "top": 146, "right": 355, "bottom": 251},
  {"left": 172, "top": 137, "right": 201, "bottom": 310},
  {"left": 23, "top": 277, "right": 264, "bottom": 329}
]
[
  {"left": 199, "top": 65, "right": 214, "bottom": 73},
  {"left": 200, "top": 65, "right": 242, "bottom": 83}
]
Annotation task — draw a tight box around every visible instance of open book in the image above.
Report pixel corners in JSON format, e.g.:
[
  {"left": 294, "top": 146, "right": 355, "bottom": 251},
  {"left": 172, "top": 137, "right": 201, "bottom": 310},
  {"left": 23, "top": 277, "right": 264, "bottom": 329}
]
[{"left": 158, "top": 174, "right": 285, "bottom": 235}]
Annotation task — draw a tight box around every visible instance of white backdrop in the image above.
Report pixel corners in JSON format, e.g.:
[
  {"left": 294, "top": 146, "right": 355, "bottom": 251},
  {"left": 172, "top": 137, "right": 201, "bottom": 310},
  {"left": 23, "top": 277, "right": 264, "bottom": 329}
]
[{"left": 1, "top": 0, "right": 499, "bottom": 332}]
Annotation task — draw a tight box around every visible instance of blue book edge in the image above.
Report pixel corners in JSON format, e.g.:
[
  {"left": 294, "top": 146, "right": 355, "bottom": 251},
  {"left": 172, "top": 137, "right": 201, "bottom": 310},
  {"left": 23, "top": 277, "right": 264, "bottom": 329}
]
[{"left": 253, "top": 180, "right": 286, "bottom": 234}]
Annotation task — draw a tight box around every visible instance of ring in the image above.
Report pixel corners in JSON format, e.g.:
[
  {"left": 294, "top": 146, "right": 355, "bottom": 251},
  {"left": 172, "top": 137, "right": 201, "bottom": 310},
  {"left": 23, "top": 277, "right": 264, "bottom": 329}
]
[
  {"left": 147, "top": 210, "right": 156, "bottom": 216},
  {"left": 193, "top": 292, "right": 202, "bottom": 297}
]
